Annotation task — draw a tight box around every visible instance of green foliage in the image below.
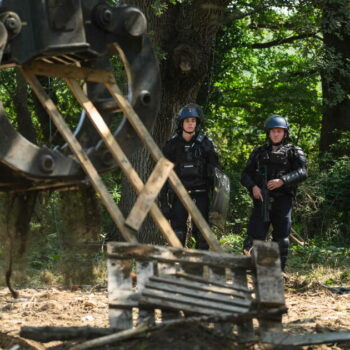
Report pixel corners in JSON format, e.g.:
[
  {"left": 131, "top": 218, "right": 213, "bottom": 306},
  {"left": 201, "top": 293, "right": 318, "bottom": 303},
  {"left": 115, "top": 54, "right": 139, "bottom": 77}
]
[
  {"left": 151, "top": 0, "right": 186, "bottom": 16},
  {"left": 294, "top": 133, "right": 350, "bottom": 242},
  {"left": 220, "top": 234, "right": 244, "bottom": 254},
  {"left": 290, "top": 240, "right": 350, "bottom": 269},
  {"left": 204, "top": 2, "right": 324, "bottom": 240}
]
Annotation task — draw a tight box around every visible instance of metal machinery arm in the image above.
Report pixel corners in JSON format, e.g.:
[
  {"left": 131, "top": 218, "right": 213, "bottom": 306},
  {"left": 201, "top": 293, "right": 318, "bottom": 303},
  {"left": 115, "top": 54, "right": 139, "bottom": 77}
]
[{"left": 0, "top": 0, "right": 160, "bottom": 191}]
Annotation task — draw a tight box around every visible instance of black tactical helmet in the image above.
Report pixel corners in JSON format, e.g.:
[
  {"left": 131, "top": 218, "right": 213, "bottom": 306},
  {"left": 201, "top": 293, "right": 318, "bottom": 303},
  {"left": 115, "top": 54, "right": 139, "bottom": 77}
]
[
  {"left": 176, "top": 103, "right": 203, "bottom": 124},
  {"left": 264, "top": 114, "right": 289, "bottom": 134}
]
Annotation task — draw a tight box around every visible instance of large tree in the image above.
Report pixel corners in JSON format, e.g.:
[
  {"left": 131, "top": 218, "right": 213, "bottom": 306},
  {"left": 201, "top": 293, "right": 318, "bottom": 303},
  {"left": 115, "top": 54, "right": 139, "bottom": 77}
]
[
  {"left": 116, "top": 0, "right": 233, "bottom": 242},
  {"left": 319, "top": 0, "right": 350, "bottom": 155}
]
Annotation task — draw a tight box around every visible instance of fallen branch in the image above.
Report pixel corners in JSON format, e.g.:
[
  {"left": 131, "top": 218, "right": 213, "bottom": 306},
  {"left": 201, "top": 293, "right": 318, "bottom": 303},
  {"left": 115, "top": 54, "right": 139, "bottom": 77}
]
[
  {"left": 290, "top": 229, "right": 305, "bottom": 246},
  {"left": 261, "top": 331, "right": 350, "bottom": 346},
  {"left": 20, "top": 326, "right": 119, "bottom": 343},
  {"left": 68, "top": 308, "right": 287, "bottom": 350},
  {"left": 68, "top": 323, "right": 150, "bottom": 350}
]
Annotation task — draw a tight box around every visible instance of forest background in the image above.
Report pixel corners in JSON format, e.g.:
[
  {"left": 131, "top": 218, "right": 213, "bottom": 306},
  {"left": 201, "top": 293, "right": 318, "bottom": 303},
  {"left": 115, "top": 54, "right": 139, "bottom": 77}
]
[{"left": 0, "top": 0, "right": 349, "bottom": 288}]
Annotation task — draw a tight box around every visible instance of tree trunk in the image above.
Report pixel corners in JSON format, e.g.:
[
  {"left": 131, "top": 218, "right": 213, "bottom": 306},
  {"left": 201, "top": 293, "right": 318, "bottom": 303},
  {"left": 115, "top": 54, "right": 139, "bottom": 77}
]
[
  {"left": 58, "top": 187, "right": 101, "bottom": 286},
  {"left": 14, "top": 69, "right": 37, "bottom": 143},
  {"left": 319, "top": 0, "right": 350, "bottom": 156},
  {"left": 109, "top": 0, "right": 230, "bottom": 243}
]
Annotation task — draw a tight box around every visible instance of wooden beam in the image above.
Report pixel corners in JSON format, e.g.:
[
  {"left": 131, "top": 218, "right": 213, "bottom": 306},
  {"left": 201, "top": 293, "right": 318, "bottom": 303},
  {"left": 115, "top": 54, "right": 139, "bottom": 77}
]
[
  {"left": 107, "top": 242, "right": 252, "bottom": 269},
  {"left": 21, "top": 68, "right": 137, "bottom": 243},
  {"left": 252, "top": 241, "right": 285, "bottom": 333},
  {"left": 147, "top": 275, "right": 251, "bottom": 297},
  {"left": 140, "top": 288, "right": 248, "bottom": 314},
  {"left": 104, "top": 68, "right": 222, "bottom": 252},
  {"left": 251, "top": 241, "right": 285, "bottom": 307},
  {"left": 125, "top": 157, "right": 173, "bottom": 231},
  {"left": 108, "top": 258, "right": 133, "bottom": 330},
  {"left": 20, "top": 326, "right": 120, "bottom": 343},
  {"left": 65, "top": 78, "right": 182, "bottom": 248},
  {"left": 261, "top": 331, "right": 350, "bottom": 346},
  {"left": 23, "top": 61, "right": 115, "bottom": 84},
  {"left": 143, "top": 280, "right": 251, "bottom": 307}
]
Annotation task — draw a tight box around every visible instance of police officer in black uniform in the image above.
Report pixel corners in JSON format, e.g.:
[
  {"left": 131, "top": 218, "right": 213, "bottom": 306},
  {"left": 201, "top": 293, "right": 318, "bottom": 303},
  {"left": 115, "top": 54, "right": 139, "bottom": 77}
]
[
  {"left": 241, "top": 115, "right": 307, "bottom": 271},
  {"left": 160, "top": 103, "right": 220, "bottom": 249}
]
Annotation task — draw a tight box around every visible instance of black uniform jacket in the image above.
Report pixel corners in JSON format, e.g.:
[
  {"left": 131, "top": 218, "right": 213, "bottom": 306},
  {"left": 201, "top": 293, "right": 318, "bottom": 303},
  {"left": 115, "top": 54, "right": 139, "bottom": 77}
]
[
  {"left": 163, "top": 132, "right": 219, "bottom": 190},
  {"left": 241, "top": 143, "right": 307, "bottom": 197}
]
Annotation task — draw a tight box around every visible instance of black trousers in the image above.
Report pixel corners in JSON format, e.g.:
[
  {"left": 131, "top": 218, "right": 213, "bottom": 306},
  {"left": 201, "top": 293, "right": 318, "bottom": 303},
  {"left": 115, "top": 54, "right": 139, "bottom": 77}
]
[
  {"left": 170, "top": 191, "right": 209, "bottom": 250},
  {"left": 244, "top": 194, "right": 292, "bottom": 270}
]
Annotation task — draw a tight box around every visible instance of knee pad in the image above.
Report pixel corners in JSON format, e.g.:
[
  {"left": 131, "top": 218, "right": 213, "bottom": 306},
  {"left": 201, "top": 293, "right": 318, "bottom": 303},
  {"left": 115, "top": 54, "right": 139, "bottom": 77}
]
[
  {"left": 275, "top": 237, "right": 289, "bottom": 251},
  {"left": 274, "top": 237, "right": 289, "bottom": 271}
]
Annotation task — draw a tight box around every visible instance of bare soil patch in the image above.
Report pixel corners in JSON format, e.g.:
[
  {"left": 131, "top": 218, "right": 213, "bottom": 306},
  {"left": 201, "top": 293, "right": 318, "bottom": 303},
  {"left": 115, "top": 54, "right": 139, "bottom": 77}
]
[{"left": 0, "top": 283, "right": 349, "bottom": 350}]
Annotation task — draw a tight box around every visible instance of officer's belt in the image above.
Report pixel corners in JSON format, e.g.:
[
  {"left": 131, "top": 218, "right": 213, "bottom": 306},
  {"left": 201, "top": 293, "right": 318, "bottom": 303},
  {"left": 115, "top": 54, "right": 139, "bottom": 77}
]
[{"left": 187, "top": 189, "right": 207, "bottom": 194}]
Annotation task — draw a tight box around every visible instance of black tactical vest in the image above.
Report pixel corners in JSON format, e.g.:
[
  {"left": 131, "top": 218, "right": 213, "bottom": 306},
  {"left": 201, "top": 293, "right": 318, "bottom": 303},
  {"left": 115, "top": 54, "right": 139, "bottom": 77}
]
[
  {"left": 255, "top": 144, "right": 294, "bottom": 193},
  {"left": 172, "top": 133, "right": 208, "bottom": 189}
]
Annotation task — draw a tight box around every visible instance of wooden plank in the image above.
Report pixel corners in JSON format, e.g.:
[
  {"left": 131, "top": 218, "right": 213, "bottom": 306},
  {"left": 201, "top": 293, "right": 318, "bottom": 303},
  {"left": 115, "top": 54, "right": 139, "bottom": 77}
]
[
  {"left": 24, "top": 61, "right": 115, "bottom": 83},
  {"left": 0, "top": 63, "right": 16, "bottom": 69},
  {"left": 20, "top": 326, "right": 120, "bottom": 343},
  {"left": 261, "top": 331, "right": 350, "bottom": 346},
  {"left": 136, "top": 261, "right": 155, "bottom": 324},
  {"left": 251, "top": 241, "right": 285, "bottom": 306},
  {"left": 148, "top": 275, "right": 250, "bottom": 298},
  {"left": 125, "top": 157, "right": 173, "bottom": 231},
  {"left": 251, "top": 241, "right": 285, "bottom": 333},
  {"left": 140, "top": 289, "right": 249, "bottom": 314},
  {"left": 21, "top": 69, "right": 137, "bottom": 244},
  {"left": 206, "top": 266, "right": 233, "bottom": 335},
  {"left": 156, "top": 262, "right": 180, "bottom": 321},
  {"left": 107, "top": 243, "right": 252, "bottom": 269},
  {"left": 140, "top": 295, "right": 235, "bottom": 316},
  {"left": 108, "top": 258, "right": 133, "bottom": 329},
  {"left": 231, "top": 267, "right": 255, "bottom": 341},
  {"left": 108, "top": 290, "right": 140, "bottom": 307},
  {"left": 104, "top": 70, "right": 222, "bottom": 252},
  {"left": 143, "top": 280, "right": 251, "bottom": 307},
  {"left": 66, "top": 79, "right": 182, "bottom": 248}
]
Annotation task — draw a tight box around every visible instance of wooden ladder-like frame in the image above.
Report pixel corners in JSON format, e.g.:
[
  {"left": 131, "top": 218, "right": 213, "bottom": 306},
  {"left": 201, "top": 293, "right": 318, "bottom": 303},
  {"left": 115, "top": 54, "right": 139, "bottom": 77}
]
[{"left": 20, "top": 52, "right": 222, "bottom": 252}]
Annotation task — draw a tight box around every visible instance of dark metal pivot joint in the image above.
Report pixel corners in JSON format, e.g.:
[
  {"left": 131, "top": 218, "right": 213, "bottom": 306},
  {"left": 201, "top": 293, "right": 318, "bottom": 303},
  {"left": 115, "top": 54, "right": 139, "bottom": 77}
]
[
  {"left": 123, "top": 9, "right": 147, "bottom": 37},
  {"left": 1, "top": 12, "right": 22, "bottom": 38},
  {"left": 94, "top": 4, "right": 113, "bottom": 28},
  {"left": 139, "top": 90, "right": 151, "bottom": 106},
  {"left": 39, "top": 154, "right": 55, "bottom": 173}
]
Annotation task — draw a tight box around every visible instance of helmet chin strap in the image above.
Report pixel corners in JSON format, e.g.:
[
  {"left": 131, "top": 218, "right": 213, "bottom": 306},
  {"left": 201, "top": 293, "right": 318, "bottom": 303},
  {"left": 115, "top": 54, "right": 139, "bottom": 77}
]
[
  {"left": 183, "top": 129, "right": 195, "bottom": 135},
  {"left": 269, "top": 140, "right": 283, "bottom": 146}
]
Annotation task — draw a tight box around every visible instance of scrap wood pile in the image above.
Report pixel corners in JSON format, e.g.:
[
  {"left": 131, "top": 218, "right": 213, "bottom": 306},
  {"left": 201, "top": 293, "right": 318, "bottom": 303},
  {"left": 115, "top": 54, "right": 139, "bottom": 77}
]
[{"left": 18, "top": 241, "right": 350, "bottom": 349}]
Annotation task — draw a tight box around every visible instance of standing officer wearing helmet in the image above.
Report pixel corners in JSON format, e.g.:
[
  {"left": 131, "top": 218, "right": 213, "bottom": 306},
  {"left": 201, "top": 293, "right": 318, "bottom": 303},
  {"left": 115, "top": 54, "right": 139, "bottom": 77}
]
[
  {"left": 241, "top": 115, "right": 307, "bottom": 271},
  {"left": 160, "top": 103, "right": 220, "bottom": 249}
]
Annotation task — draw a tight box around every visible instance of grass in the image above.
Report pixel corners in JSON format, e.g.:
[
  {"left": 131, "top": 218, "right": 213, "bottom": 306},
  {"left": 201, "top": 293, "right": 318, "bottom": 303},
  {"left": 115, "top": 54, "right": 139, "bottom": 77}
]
[{"left": 219, "top": 233, "right": 350, "bottom": 289}]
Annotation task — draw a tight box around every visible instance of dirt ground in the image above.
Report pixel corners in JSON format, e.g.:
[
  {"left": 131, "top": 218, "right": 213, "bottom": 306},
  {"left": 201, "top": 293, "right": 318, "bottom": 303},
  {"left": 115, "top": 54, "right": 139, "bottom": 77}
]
[{"left": 0, "top": 281, "right": 349, "bottom": 350}]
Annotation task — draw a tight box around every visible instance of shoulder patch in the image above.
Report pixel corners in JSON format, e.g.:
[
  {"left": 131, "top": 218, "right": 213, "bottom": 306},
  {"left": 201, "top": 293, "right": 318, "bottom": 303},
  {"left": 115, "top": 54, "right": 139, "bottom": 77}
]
[{"left": 196, "top": 133, "right": 205, "bottom": 143}]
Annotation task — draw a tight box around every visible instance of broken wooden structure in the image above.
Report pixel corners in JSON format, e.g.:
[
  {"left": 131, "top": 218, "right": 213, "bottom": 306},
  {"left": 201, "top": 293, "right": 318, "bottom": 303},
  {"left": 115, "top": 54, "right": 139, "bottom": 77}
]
[
  {"left": 107, "top": 240, "right": 286, "bottom": 341},
  {"left": 20, "top": 240, "right": 350, "bottom": 348}
]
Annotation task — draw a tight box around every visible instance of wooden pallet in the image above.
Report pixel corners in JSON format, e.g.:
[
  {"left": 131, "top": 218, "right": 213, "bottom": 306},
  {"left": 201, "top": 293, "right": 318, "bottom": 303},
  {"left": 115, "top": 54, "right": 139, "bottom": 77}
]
[{"left": 107, "top": 240, "right": 286, "bottom": 340}]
